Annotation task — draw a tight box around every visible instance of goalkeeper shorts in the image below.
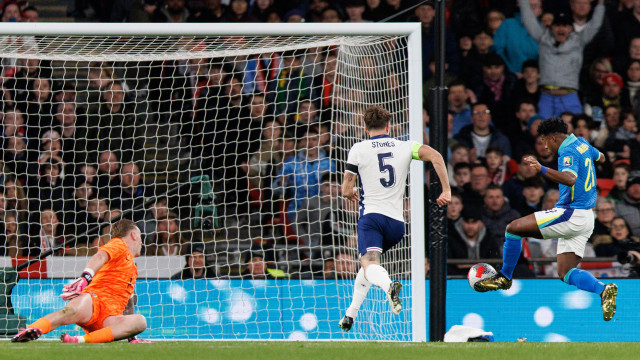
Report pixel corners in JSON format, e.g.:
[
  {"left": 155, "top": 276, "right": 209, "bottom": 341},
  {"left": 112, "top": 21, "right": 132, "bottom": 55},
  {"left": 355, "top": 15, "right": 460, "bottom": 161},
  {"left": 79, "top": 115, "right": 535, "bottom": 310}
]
[{"left": 80, "top": 291, "right": 120, "bottom": 333}]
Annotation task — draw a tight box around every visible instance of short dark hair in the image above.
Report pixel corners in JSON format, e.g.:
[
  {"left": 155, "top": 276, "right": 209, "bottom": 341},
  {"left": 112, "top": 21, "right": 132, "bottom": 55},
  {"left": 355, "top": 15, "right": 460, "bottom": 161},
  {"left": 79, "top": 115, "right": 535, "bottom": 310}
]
[
  {"left": 523, "top": 177, "right": 544, "bottom": 189},
  {"left": 485, "top": 183, "right": 503, "bottom": 193},
  {"left": 471, "top": 102, "right": 489, "bottom": 111},
  {"left": 454, "top": 162, "right": 471, "bottom": 173},
  {"left": 363, "top": 105, "right": 392, "bottom": 130},
  {"left": 572, "top": 114, "right": 595, "bottom": 130},
  {"left": 522, "top": 59, "right": 539, "bottom": 71},
  {"left": 448, "top": 79, "right": 466, "bottom": 89},
  {"left": 110, "top": 219, "right": 138, "bottom": 239},
  {"left": 517, "top": 98, "right": 537, "bottom": 111},
  {"left": 451, "top": 143, "right": 469, "bottom": 153},
  {"left": 470, "top": 163, "right": 489, "bottom": 172},
  {"left": 537, "top": 117, "right": 568, "bottom": 136},
  {"left": 485, "top": 146, "right": 503, "bottom": 157}
]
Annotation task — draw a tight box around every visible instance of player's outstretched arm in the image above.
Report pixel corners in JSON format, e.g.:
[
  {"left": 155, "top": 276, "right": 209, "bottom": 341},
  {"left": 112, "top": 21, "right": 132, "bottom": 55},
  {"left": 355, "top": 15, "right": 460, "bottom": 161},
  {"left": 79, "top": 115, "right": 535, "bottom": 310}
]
[
  {"left": 523, "top": 156, "right": 577, "bottom": 187},
  {"left": 417, "top": 145, "right": 451, "bottom": 206},
  {"left": 597, "top": 152, "right": 606, "bottom": 163},
  {"left": 342, "top": 172, "right": 358, "bottom": 202},
  {"left": 60, "top": 250, "right": 109, "bottom": 301}
]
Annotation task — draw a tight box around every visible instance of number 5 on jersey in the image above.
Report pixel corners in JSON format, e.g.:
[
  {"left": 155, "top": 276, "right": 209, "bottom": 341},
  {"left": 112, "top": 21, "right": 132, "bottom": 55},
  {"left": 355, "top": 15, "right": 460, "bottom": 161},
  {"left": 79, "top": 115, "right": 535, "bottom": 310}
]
[{"left": 377, "top": 152, "right": 396, "bottom": 188}]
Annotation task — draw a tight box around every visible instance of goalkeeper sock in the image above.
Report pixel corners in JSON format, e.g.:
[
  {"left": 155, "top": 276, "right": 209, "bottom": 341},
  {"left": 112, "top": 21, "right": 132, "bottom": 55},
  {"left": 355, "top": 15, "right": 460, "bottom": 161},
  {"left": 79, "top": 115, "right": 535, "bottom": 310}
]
[
  {"left": 365, "top": 264, "right": 392, "bottom": 293},
  {"left": 346, "top": 267, "right": 371, "bottom": 319},
  {"left": 83, "top": 327, "right": 114, "bottom": 343},
  {"left": 563, "top": 268, "right": 606, "bottom": 294},
  {"left": 501, "top": 232, "right": 522, "bottom": 280},
  {"left": 28, "top": 318, "right": 52, "bottom": 334}
]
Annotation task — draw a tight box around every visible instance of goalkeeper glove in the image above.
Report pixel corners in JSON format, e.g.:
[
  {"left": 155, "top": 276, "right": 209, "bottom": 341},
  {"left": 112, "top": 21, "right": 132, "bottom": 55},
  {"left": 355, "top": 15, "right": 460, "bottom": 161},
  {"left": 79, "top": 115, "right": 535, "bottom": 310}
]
[
  {"left": 129, "top": 336, "right": 153, "bottom": 343},
  {"left": 61, "top": 269, "right": 94, "bottom": 301}
]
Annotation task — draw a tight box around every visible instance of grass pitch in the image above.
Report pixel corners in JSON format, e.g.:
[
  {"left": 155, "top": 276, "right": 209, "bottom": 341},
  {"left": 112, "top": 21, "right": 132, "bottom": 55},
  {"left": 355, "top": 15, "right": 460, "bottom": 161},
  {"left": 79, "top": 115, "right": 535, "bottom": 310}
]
[{"left": 2, "top": 341, "right": 639, "bottom": 360}]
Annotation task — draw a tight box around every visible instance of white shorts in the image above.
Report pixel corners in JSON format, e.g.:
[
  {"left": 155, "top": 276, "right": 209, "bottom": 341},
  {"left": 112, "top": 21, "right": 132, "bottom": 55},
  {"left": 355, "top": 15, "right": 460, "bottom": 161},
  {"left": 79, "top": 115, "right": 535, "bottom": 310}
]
[{"left": 534, "top": 208, "right": 595, "bottom": 257}]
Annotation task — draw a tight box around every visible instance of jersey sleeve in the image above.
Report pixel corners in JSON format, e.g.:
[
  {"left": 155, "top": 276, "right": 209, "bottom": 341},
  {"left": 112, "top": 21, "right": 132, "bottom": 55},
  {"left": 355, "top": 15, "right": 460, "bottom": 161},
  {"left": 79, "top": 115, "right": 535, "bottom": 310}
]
[
  {"left": 559, "top": 149, "right": 579, "bottom": 178},
  {"left": 99, "top": 239, "right": 128, "bottom": 262},
  {"left": 345, "top": 144, "right": 359, "bottom": 174},
  {"left": 591, "top": 145, "right": 602, "bottom": 162}
]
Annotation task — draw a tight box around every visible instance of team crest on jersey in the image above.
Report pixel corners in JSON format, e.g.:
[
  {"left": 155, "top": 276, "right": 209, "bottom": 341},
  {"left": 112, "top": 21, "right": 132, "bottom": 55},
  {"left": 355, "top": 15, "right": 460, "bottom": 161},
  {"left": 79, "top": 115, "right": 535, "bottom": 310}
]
[
  {"left": 563, "top": 156, "right": 573, "bottom": 167},
  {"left": 576, "top": 144, "right": 589, "bottom": 154}
]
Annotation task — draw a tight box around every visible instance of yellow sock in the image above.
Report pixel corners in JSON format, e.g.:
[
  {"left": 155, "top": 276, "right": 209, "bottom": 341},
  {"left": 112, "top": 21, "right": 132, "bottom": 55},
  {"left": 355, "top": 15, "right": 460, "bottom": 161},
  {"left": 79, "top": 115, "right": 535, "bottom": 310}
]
[
  {"left": 28, "top": 318, "right": 52, "bottom": 334},
  {"left": 83, "top": 327, "right": 114, "bottom": 343}
]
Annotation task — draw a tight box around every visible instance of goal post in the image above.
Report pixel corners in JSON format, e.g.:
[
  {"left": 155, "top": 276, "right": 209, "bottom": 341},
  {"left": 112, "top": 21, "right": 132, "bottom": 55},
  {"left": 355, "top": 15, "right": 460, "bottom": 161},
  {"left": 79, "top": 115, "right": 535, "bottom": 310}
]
[{"left": 0, "top": 22, "right": 425, "bottom": 341}]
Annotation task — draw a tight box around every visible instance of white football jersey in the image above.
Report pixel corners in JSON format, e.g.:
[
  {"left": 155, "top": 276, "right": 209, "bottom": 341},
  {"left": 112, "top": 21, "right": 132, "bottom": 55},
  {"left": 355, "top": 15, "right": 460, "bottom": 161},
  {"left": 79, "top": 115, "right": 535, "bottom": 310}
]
[{"left": 345, "top": 135, "right": 419, "bottom": 222}]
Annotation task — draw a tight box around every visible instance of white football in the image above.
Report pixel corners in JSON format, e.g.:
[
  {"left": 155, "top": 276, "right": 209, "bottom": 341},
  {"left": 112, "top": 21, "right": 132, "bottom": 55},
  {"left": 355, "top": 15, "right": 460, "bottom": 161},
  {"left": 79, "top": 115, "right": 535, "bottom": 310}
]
[{"left": 468, "top": 263, "right": 497, "bottom": 292}]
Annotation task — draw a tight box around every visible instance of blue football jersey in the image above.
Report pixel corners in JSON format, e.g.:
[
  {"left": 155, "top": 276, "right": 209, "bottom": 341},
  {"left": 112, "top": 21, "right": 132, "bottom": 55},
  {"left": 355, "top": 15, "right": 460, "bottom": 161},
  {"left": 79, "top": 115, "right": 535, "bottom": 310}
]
[{"left": 555, "top": 134, "right": 601, "bottom": 209}]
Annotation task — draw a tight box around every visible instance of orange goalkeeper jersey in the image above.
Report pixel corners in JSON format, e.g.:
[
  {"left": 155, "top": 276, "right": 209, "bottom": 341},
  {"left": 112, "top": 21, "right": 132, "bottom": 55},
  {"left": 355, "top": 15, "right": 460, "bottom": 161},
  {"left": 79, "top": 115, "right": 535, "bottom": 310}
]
[{"left": 82, "top": 238, "right": 137, "bottom": 315}]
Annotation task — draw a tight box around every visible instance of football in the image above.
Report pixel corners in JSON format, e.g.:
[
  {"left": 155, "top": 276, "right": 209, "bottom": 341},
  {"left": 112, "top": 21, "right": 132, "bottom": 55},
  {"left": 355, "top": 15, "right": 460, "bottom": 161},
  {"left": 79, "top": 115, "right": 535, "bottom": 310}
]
[{"left": 468, "top": 263, "right": 497, "bottom": 292}]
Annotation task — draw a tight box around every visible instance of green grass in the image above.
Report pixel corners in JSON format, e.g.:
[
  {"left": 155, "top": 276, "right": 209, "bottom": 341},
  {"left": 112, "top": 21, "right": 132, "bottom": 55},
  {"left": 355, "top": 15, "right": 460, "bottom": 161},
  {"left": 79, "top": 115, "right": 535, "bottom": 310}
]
[{"left": 2, "top": 341, "right": 640, "bottom": 360}]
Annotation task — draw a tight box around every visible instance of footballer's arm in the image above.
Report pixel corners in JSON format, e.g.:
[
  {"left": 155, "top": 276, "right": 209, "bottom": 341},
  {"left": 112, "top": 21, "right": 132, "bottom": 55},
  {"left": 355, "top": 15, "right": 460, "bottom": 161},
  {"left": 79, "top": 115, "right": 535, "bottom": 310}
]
[
  {"left": 342, "top": 171, "right": 358, "bottom": 202},
  {"left": 417, "top": 145, "right": 451, "bottom": 206},
  {"left": 85, "top": 250, "right": 110, "bottom": 274}
]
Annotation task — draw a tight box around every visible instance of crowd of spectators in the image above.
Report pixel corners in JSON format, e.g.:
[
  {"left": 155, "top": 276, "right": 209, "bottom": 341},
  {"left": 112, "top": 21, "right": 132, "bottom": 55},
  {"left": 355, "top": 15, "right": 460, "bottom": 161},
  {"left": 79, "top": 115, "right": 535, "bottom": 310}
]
[{"left": 2, "top": 0, "right": 640, "bottom": 279}]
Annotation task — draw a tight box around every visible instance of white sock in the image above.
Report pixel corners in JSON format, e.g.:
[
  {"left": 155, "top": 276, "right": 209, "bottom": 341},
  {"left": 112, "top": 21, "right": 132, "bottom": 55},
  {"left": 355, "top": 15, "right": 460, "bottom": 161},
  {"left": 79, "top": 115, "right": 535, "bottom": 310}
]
[
  {"left": 346, "top": 267, "right": 371, "bottom": 319},
  {"left": 365, "top": 264, "right": 392, "bottom": 293},
  {"left": 77, "top": 336, "right": 85, "bottom": 343}
]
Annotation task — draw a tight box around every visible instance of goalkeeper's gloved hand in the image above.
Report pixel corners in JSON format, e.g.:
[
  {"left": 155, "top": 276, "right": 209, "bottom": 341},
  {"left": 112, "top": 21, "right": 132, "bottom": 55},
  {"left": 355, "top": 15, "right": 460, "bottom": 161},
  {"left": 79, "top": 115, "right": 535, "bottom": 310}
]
[
  {"left": 128, "top": 336, "right": 153, "bottom": 343},
  {"left": 61, "top": 269, "right": 93, "bottom": 301}
]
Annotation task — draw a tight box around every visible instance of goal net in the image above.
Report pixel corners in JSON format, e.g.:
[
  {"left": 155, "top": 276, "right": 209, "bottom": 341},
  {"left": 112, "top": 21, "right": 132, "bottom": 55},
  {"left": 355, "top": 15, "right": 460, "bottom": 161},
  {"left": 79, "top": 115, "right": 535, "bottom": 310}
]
[{"left": 0, "top": 23, "right": 424, "bottom": 341}]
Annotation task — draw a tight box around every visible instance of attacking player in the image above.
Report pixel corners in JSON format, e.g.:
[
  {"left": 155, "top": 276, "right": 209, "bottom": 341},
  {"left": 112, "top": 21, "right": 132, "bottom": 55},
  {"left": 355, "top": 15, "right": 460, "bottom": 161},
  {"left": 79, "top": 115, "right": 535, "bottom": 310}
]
[
  {"left": 338, "top": 105, "right": 451, "bottom": 331},
  {"left": 11, "top": 219, "right": 149, "bottom": 343},
  {"left": 477, "top": 117, "right": 618, "bottom": 321}
]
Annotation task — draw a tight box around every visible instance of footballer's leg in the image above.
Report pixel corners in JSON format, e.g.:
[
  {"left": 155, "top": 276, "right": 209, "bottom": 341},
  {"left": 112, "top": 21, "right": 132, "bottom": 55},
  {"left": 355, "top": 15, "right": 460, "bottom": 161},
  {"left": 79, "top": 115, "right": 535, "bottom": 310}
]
[
  {"left": 340, "top": 266, "right": 371, "bottom": 332},
  {"left": 361, "top": 251, "right": 402, "bottom": 315},
  {"left": 477, "top": 213, "right": 541, "bottom": 292},
  {"left": 12, "top": 293, "right": 93, "bottom": 343},
  {"left": 62, "top": 314, "right": 147, "bottom": 343},
  {"left": 557, "top": 252, "right": 617, "bottom": 321}
]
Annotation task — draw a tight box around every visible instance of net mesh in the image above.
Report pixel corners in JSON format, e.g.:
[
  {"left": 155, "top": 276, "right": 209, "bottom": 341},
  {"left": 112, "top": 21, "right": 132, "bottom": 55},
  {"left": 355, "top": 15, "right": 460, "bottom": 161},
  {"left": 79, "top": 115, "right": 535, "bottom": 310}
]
[{"left": 0, "top": 32, "right": 414, "bottom": 340}]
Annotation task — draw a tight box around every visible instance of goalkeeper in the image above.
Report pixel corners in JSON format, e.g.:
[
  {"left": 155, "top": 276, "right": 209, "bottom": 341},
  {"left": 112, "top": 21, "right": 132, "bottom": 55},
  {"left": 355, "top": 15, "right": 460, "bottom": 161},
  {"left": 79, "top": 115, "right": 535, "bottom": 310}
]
[{"left": 12, "top": 219, "right": 147, "bottom": 343}]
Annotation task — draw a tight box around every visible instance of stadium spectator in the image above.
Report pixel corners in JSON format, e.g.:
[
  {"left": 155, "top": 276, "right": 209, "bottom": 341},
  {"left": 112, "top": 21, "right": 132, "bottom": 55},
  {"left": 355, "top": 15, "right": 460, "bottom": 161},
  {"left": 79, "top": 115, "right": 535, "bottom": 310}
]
[
  {"left": 416, "top": 2, "right": 460, "bottom": 80},
  {"left": 482, "top": 184, "right": 520, "bottom": 248},
  {"left": 116, "top": 162, "right": 149, "bottom": 216},
  {"left": 511, "top": 102, "right": 539, "bottom": 157},
  {"left": 447, "top": 80, "right": 472, "bottom": 136},
  {"left": 448, "top": 204, "right": 500, "bottom": 276},
  {"left": 223, "top": 0, "right": 257, "bottom": 22},
  {"left": 333, "top": 251, "right": 356, "bottom": 280},
  {"left": 460, "top": 28, "right": 495, "bottom": 82},
  {"left": 594, "top": 104, "right": 621, "bottom": 148},
  {"left": 63, "top": 181, "right": 94, "bottom": 241},
  {"left": 454, "top": 102, "right": 512, "bottom": 159},
  {"left": 581, "top": 57, "right": 612, "bottom": 111},
  {"left": 585, "top": 72, "right": 631, "bottom": 111},
  {"left": 145, "top": 213, "right": 186, "bottom": 256},
  {"left": 138, "top": 197, "right": 169, "bottom": 244},
  {"left": 242, "top": 248, "right": 287, "bottom": 279},
  {"left": 34, "top": 207, "right": 62, "bottom": 256},
  {"left": 485, "top": 146, "right": 514, "bottom": 185},
  {"left": 520, "top": 0, "right": 605, "bottom": 118},
  {"left": 171, "top": 243, "right": 215, "bottom": 279},
  {"left": 452, "top": 162, "right": 471, "bottom": 192},
  {"left": 1, "top": 1, "right": 21, "bottom": 22},
  {"left": 22, "top": 78, "right": 53, "bottom": 140},
  {"left": 363, "top": 0, "right": 391, "bottom": 22},
  {"left": 31, "top": 159, "right": 66, "bottom": 213},
  {"left": 93, "top": 81, "right": 136, "bottom": 162},
  {"left": 250, "top": 0, "right": 275, "bottom": 22},
  {"left": 79, "top": 164, "right": 98, "bottom": 186},
  {"left": 283, "top": 9, "right": 304, "bottom": 23},
  {"left": 459, "top": 163, "right": 492, "bottom": 207},
  {"left": 345, "top": 0, "right": 366, "bottom": 23},
  {"left": 502, "top": 151, "right": 540, "bottom": 210},
  {"left": 486, "top": 9, "right": 505, "bottom": 35},
  {"left": 22, "top": 5, "right": 39, "bottom": 22},
  {"left": 493, "top": 0, "right": 541, "bottom": 75},
  {"left": 613, "top": 0, "right": 640, "bottom": 58},
  {"left": 616, "top": 170, "right": 640, "bottom": 236},
  {"left": 4, "top": 174, "right": 28, "bottom": 224},
  {"left": 609, "top": 162, "right": 631, "bottom": 202},
  {"left": 592, "top": 197, "right": 617, "bottom": 240},
  {"left": 447, "top": 192, "right": 463, "bottom": 224},
  {"left": 272, "top": 128, "right": 336, "bottom": 222},
  {"left": 517, "top": 176, "right": 545, "bottom": 216},
  {"left": 152, "top": 0, "right": 190, "bottom": 22},
  {"left": 1, "top": 209, "right": 20, "bottom": 257},
  {"left": 541, "top": 188, "right": 560, "bottom": 211},
  {"left": 321, "top": 7, "right": 342, "bottom": 23},
  {"left": 512, "top": 60, "right": 541, "bottom": 107},
  {"left": 571, "top": 0, "right": 615, "bottom": 68},
  {"left": 571, "top": 113, "right": 596, "bottom": 142},
  {"left": 52, "top": 102, "right": 93, "bottom": 166},
  {"left": 188, "top": 0, "right": 226, "bottom": 22},
  {"left": 469, "top": 53, "right": 517, "bottom": 134},
  {"left": 593, "top": 217, "right": 640, "bottom": 276},
  {"left": 96, "top": 151, "right": 122, "bottom": 200},
  {"left": 306, "top": 0, "right": 329, "bottom": 23}
]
